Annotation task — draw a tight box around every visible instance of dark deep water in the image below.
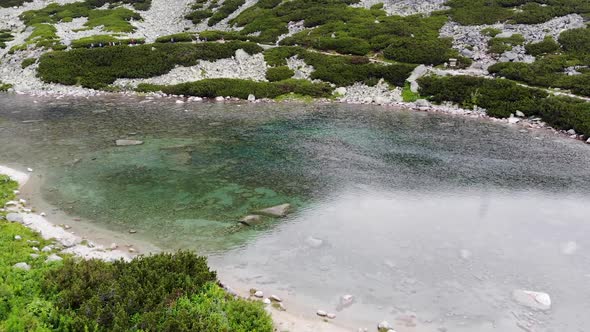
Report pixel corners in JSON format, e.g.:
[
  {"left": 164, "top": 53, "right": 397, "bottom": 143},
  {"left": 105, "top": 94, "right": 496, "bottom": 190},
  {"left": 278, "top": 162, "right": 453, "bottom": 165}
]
[{"left": 1, "top": 94, "right": 590, "bottom": 331}]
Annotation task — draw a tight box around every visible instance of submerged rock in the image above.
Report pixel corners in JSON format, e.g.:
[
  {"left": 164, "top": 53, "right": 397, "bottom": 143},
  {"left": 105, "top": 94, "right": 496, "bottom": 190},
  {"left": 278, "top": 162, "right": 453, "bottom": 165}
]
[
  {"left": 254, "top": 290, "right": 264, "bottom": 298},
  {"left": 256, "top": 203, "right": 291, "bottom": 217},
  {"left": 115, "top": 139, "right": 143, "bottom": 146},
  {"left": 316, "top": 310, "right": 327, "bottom": 317},
  {"left": 239, "top": 215, "right": 262, "bottom": 226},
  {"left": 512, "top": 290, "right": 552, "bottom": 310}
]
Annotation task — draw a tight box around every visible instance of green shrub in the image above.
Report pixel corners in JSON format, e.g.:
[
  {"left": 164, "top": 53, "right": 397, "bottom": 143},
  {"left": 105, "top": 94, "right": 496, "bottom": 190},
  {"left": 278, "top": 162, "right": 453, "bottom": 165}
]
[
  {"left": 198, "top": 30, "right": 263, "bottom": 43},
  {"left": 185, "top": 9, "right": 213, "bottom": 24},
  {"left": 21, "top": 58, "right": 36, "bottom": 69},
  {"left": 0, "top": 30, "right": 14, "bottom": 49},
  {"left": 559, "top": 27, "right": 590, "bottom": 56},
  {"left": 487, "top": 34, "right": 524, "bottom": 54},
  {"left": 266, "top": 66, "right": 294, "bottom": 81},
  {"left": 155, "top": 33, "right": 197, "bottom": 43},
  {"left": 71, "top": 35, "right": 145, "bottom": 48},
  {"left": 208, "top": 0, "right": 245, "bottom": 26},
  {"left": 481, "top": 27, "right": 501, "bottom": 37},
  {"left": 138, "top": 78, "right": 333, "bottom": 99},
  {"left": 38, "top": 42, "right": 263, "bottom": 89},
  {"left": 10, "top": 23, "right": 64, "bottom": 51},
  {"left": 0, "top": 82, "right": 13, "bottom": 92},
  {"left": 0, "top": 0, "right": 33, "bottom": 7},
  {"left": 525, "top": 36, "right": 560, "bottom": 56},
  {"left": 383, "top": 37, "right": 456, "bottom": 65}
]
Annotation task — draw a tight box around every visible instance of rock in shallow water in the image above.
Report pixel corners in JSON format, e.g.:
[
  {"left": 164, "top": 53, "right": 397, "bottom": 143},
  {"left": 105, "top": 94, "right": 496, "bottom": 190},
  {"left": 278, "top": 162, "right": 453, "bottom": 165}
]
[
  {"left": 239, "top": 215, "right": 262, "bottom": 226},
  {"left": 6, "top": 213, "right": 23, "bottom": 223},
  {"left": 512, "top": 290, "right": 551, "bottom": 310},
  {"left": 256, "top": 204, "right": 291, "bottom": 217},
  {"left": 115, "top": 139, "right": 143, "bottom": 146}
]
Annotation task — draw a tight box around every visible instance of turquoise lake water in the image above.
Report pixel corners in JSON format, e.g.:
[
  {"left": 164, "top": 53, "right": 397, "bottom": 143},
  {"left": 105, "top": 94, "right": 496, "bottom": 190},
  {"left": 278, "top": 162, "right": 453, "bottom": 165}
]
[{"left": 1, "top": 94, "right": 590, "bottom": 331}]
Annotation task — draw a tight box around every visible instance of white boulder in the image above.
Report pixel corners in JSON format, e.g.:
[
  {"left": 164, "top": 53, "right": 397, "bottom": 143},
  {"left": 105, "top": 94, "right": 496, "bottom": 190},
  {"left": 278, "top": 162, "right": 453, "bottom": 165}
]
[{"left": 512, "top": 290, "right": 551, "bottom": 310}]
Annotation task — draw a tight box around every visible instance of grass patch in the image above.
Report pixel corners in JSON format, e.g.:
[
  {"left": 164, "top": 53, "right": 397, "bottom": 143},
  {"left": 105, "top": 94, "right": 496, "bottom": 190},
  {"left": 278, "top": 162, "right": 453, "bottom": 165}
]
[
  {"left": 487, "top": 34, "right": 525, "bottom": 54},
  {"left": 266, "top": 66, "right": 294, "bottom": 82},
  {"left": 38, "top": 41, "right": 263, "bottom": 89},
  {"left": 71, "top": 35, "right": 145, "bottom": 48},
  {"left": 0, "top": 29, "right": 14, "bottom": 49},
  {"left": 0, "top": 82, "right": 13, "bottom": 92},
  {"left": 155, "top": 32, "right": 198, "bottom": 43},
  {"left": 402, "top": 81, "right": 420, "bottom": 102},
  {"left": 21, "top": 58, "right": 36, "bottom": 69},
  {"left": 10, "top": 24, "right": 64, "bottom": 52}
]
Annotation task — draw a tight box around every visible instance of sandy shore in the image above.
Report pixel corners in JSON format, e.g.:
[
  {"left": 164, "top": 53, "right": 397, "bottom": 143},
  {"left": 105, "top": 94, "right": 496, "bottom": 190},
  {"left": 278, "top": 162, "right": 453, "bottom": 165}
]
[{"left": 1, "top": 164, "right": 357, "bottom": 332}]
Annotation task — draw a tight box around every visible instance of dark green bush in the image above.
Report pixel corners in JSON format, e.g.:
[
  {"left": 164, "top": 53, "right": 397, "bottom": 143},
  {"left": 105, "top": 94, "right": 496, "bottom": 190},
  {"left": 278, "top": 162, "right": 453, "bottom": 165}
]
[
  {"left": 208, "top": 0, "right": 245, "bottom": 26},
  {"left": 138, "top": 78, "right": 333, "bottom": 99},
  {"left": 21, "top": 57, "right": 36, "bottom": 68},
  {"left": 487, "top": 34, "right": 524, "bottom": 54},
  {"left": 0, "top": 81, "right": 13, "bottom": 92},
  {"left": 383, "top": 37, "right": 456, "bottom": 65},
  {"left": 185, "top": 9, "right": 213, "bottom": 24},
  {"left": 559, "top": 27, "right": 590, "bottom": 56},
  {"left": 266, "top": 66, "right": 294, "bottom": 81},
  {"left": 155, "top": 33, "right": 197, "bottom": 43},
  {"left": 525, "top": 36, "right": 560, "bottom": 56},
  {"left": 418, "top": 75, "right": 590, "bottom": 136},
  {"left": 0, "top": 0, "right": 32, "bottom": 7},
  {"left": 0, "top": 30, "right": 14, "bottom": 49},
  {"left": 38, "top": 42, "right": 263, "bottom": 89}
]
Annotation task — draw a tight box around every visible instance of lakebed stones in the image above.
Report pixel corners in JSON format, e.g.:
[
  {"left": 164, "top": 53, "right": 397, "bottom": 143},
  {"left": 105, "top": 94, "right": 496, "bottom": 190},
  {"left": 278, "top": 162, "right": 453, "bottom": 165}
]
[
  {"left": 256, "top": 203, "right": 291, "bottom": 217},
  {"left": 270, "top": 294, "right": 282, "bottom": 302},
  {"left": 254, "top": 290, "right": 264, "bottom": 298},
  {"left": 377, "top": 320, "right": 394, "bottom": 332},
  {"left": 316, "top": 310, "right": 327, "bottom": 317},
  {"left": 115, "top": 139, "right": 143, "bottom": 146},
  {"left": 239, "top": 215, "right": 262, "bottom": 226},
  {"left": 512, "top": 290, "right": 552, "bottom": 311}
]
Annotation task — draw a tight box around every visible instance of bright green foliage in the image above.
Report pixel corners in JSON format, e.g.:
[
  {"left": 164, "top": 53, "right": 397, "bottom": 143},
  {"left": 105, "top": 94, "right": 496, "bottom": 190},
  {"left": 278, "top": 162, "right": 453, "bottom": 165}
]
[
  {"left": 487, "top": 34, "right": 525, "bottom": 54},
  {"left": 10, "top": 24, "right": 65, "bottom": 52},
  {"left": 151, "top": 283, "right": 272, "bottom": 332},
  {"left": 266, "top": 66, "right": 294, "bottom": 81},
  {"left": 21, "top": 58, "right": 36, "bottom": 69},
  {"left": 0, "top": 175, "right": 17, "bottom": 206},
  {"left": 0, "top": 29, "right": 14, "bottom": 49},
  {"left": 37, "top": 42, "right": 263, "bottom": 89},
  {"left": 20, "top": 1, "right": 144, "bottom": 33},
  {"left": 446, "top": 0, "right": 590, "bottom": 25},
  {"left": 137, "top": 78, "right": 334, "bottom": 99},
  {"left": 418, "top": 75, "right": 590, "bottom": 136},
  {"left": 525, "top": 36, "right": 560, "bottom": 56},
  {"left": 155, "top": 33, "right": 198, "bottom": 43},
  {"left": 71, "top": 35, "right": 145, "bottom": 48},
  {"left": 264, "top": 47, "right": 416, "bottom": 86}
]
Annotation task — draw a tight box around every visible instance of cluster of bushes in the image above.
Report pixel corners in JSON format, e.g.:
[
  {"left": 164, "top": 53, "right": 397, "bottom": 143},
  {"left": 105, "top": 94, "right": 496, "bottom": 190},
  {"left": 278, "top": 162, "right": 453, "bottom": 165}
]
[
  {"left": 20, "top": 1, "right": 144, "bottom": 33},
  {"left": 207, "top": 0, "right": 245, "bottom": 26},
  {"left": 418, "top": 75, "right": 590, "bottom": 136},
  {"left": 137, "top": 78, "right": 334, "bottom": 99},
  {"left": 198, "top": 30, "right": 263, "bottom": 43},
  {"left": 71, "top": 35, "right": 145, "bottom": 48},
  {"left": 266, "top": 66, "right": 295, "bottom": 82},
  {"left": 488, "top": 27, "right": 590, "bottom": 97},
  {"left": 155, "top": 33, "right": 198, "bottom": 43},
  {"left": 1, "top": 175, "right": 272, "bottom": 331},
  {"left": 487, "top": 33, "right": 524, "bottom": 54},
  {"left": 446, "top": 0, "right": 590, "bottom": 25},
  {"left": 525, "top": 36, "right": 560, "bottom": 56},
  {"left": 37, "top": 41, "right": 263, "bottom": 89},
  {"left": 0, "top": 81, "right": 12, "bottom": 91},
  {"left": 0, "top": 29, "right": 14, "bottom": 49},
  {"left": 21, "top": 57, "right": 36, "bottom": 69},
  {"left": 264, "top": 47, "right": 416, "bottom": 87}
]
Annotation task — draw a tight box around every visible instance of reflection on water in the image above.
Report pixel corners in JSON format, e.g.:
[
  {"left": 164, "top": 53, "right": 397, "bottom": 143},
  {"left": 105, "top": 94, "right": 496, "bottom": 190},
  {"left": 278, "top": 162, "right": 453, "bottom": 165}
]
[{"left": 1, "top": 94, "right": 590, "bottom": 331}]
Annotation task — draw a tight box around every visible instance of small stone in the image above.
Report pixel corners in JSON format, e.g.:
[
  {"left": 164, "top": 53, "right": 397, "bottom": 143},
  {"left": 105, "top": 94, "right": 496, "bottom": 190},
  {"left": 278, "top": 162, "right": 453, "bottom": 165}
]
[
  {"left": 45, "top": 254, "right": 63, "bottom": 263},
  {"left": 586, "top": 138, "right": 590, "bottom": 144},
  {"left": 305, "top": 236, "right": 324, "bottom": 248},
  {"left": 23, "top": 208, "right": 32, "bottom": 213},
  {"left": 6, "top": 213, "right": 22, "bottom": 223},
  {"left": 14, "top": 235, "right": 22, "bottom": 240},
  {"left": 116, "top": 139, "right": 143, "bottom": 146},
  {"left": 30, "top": 254, "right": 40, "bottom": 259},
  {"left": 19, "top": 198, "right": 27, "bottom": 205},
  {"left": 215, "top": 96, "right": 225, "bottom": 102},
  {"left": 254, "top": 290, "right": 264, "bottom": 298},
  {"left": 175, "top": 99, "right": 185, "bottom": 104},
  {"left": 4, "top": 200, "right": 17, "bottom": 206},
  {"left": 515, "top": 110, "right": 525, "bottom": 117},
  {"left": 128, "top": 247, "right": 136, "bottom": 253},
  {"left": 129, "top": 229, "right": 137, "bottom": 234},
  {"left": 32, "top": 247, "right": 39, "bottom": 251},
  {"left": 13, "top": 190, "right": 20, "bottom": 195},
  {"left": 40, "top": 212, "right": 46, "bottom": 217},
  {"left": 333, "top": 87, "right": 347, "bottom": 96},
  {"left": 27, "top": 167, "right": 33, "bottom": 172},
  {"left": 327, "top": 313, "right": 336, "bottom": 319},
  {"left": 508, "top": 116, "right": 520, "bottom": 124},
  {"left": 415, "top": 99, "right": 430, "bottom": 108},
  {"left": 256, "top": 203, "right": 291, "bottom": 217},
  {"left": 567, "top": 129, "right": 576, "bottom": 135},
  {"left": 248, "top": 94, "right": 256, "bottom": 101},
  {"left": 64, "top": 225, "right": 71, "bottom": 229},
  {"left": 270, "top": 294, "right": 282, "bottom": 302},
  {"left": 13, "top": 262, "right": 31, "bottom": 270},
  {"left": 317, "top": 310, "right": 327, "bottom": 317},
  {"left": 239, "top": 215, "right": 262, "bottom": 226},
  {"left": 41, "top": 245, "right": 52, "bottom": 252},
  {"left": 262, "top": 298, "right": 271, "bottom": 304},
  {"left": 512, "top": 290, "right": 551, "bottom": 310},
  {"left": 110, "top": 243, "right": 118, "bottom": 250}
]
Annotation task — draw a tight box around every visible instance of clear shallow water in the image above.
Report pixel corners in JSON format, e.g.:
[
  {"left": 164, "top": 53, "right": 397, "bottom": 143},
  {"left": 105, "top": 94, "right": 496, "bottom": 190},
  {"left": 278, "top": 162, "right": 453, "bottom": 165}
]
[{"left": 1, "top": 94, "right": 590, "bottom": 331}]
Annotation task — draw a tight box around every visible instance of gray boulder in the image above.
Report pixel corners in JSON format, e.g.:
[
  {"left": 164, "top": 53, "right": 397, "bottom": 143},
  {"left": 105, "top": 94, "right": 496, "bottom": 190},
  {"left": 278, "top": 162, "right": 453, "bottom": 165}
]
[
  {"left": 6, "top": 213, "right": 22, "bottom": 223},
  {"left": 13, "top": 262, "right": 31, "bottom": 270},
  {"left": 115, "top": 139, "right": 143, "bottom": 146},
  {"left": 240, "top": 215, "right": 262, "bottom": 226},
  {"left": 45, "top": 254, "right": 63, "bottom": 263},
  {"left": 512, "top": 290, "right": 551, "bottom": 310},
  {"left": 256, "top": 203, "right": 291, "bottom": 217}
]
